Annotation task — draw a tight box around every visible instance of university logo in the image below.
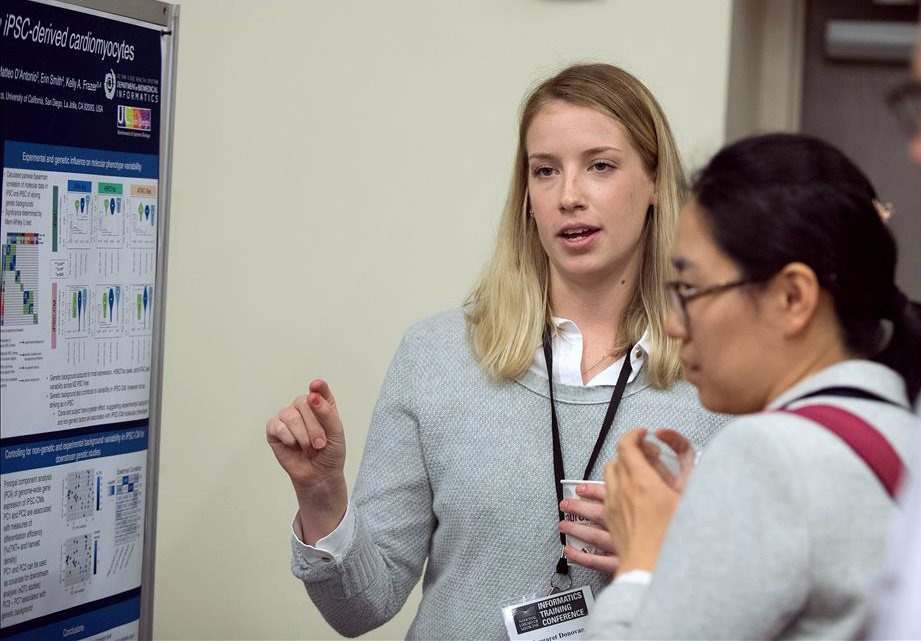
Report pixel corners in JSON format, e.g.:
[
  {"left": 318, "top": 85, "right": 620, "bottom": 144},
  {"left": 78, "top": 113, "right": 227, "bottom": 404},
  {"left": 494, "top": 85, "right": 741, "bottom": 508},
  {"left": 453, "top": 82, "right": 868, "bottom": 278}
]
[
  {"left": 117, "top": 105, "right": 151, "bottom": 132},
  {"left": 104, "top": 70, "right": 116, "bottom": 100}
]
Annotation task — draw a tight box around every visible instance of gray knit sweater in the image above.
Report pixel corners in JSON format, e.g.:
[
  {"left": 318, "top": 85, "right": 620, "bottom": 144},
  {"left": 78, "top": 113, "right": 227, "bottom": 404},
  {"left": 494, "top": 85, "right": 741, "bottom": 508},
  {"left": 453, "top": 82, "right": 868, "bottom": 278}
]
[
  {"left": 291, "top": 309, "right": 727, "bottom": 639},
  {"left": 585, "top": 360, "right": 919, "bottom": 640}
]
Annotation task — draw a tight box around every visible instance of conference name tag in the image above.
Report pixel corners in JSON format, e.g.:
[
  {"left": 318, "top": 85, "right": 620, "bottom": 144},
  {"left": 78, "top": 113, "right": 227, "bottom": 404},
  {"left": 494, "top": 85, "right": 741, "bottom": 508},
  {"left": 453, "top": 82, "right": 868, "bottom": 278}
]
[{"left": 502, "top": 586, "right": 595, "bottom": 641}]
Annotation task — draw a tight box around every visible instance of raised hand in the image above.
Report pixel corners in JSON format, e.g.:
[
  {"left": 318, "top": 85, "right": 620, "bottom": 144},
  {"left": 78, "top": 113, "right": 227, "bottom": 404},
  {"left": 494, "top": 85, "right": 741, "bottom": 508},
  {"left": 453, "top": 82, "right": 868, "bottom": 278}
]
[
  {"left": 266, "top": 379, "right": 348, "bottom": 544},
  {"left": 604, "top": 429, "right": 681, "bottom": 575}
]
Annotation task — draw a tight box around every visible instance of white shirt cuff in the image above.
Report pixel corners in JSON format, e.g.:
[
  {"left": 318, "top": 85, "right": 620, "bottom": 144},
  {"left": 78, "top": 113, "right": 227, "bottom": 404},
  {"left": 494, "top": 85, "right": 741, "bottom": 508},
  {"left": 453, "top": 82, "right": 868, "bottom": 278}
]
[
  {"left": 291, "top": 501, "right": 355, "bottom": 565},
  {"left": 613, "top": 569, "right": 653, "bottom": 585}
]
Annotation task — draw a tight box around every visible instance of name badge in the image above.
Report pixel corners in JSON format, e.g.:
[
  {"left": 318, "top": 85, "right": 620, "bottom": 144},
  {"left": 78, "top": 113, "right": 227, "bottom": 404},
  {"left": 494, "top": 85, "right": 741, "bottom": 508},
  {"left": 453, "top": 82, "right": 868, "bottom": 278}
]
[{"left": 502, "top": 585, "right": 594, "bottom": 640}]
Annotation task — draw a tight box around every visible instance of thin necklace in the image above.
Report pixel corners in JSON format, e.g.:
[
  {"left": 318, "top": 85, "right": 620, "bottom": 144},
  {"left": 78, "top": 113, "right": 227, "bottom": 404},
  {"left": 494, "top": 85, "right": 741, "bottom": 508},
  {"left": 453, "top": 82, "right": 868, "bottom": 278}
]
[{"left": 581, "top": 349, "right": 624, "bottom": 377}]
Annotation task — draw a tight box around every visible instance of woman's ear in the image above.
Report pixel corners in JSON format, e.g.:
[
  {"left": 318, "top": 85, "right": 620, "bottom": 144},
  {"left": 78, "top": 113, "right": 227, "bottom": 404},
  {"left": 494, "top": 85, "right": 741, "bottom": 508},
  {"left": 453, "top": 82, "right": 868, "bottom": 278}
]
[{"left": 767, "top": 262, "right": 821, "bottom": 337}]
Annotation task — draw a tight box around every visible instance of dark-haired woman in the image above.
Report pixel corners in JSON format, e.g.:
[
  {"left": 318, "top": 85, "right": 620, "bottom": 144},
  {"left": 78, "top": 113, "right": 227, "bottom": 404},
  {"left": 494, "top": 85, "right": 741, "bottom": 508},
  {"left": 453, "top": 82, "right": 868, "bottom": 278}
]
[{"left": 586, "top": 133, "right": 921, "bottom": 640}]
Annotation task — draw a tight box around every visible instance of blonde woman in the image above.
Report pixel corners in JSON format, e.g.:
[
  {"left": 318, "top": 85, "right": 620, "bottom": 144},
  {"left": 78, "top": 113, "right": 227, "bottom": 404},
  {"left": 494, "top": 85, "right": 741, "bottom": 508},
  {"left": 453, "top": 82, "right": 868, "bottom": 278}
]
[{"left": 266, "top": 64, "right": 725, "bottom": 640}]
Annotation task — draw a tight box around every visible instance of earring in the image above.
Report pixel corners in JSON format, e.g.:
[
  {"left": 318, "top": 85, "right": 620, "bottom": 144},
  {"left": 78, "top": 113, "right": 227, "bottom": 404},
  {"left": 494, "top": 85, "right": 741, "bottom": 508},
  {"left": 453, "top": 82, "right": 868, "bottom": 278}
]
[{"left": 873, "top": 199, "right": 894, "bottom": 223}]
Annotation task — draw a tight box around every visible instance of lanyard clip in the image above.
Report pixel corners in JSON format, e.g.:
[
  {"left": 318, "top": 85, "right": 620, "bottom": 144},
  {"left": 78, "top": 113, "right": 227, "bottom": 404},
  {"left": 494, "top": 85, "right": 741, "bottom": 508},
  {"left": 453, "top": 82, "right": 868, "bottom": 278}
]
[
  {"left": 548, "top": 571, "right": 572, "bottom": 595},
  {"left": 548, "top": 547, "right": 572, "bottom": 595}
]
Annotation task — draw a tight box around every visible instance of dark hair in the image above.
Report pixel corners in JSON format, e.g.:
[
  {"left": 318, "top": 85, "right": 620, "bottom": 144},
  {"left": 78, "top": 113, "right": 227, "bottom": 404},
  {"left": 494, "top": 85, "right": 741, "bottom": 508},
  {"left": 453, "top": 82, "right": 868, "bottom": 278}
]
[{"left": 691, "top": 133, "right": 921, "bottom": 400}]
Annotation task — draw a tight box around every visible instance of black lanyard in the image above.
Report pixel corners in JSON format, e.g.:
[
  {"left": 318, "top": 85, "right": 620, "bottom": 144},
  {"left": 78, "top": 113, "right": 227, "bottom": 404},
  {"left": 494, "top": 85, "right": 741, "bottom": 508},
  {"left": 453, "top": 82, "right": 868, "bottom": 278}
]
[
  {"left": 785, "top": 386, "right": 906, "bottom": 408},
  {"left": 542, "top": 328, "right": 633, "bottom": 586}
]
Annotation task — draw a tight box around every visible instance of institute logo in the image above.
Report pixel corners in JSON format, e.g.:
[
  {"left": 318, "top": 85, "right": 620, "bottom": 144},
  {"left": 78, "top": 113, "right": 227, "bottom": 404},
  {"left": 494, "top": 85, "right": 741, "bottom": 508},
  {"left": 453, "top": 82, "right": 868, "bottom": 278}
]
[
  {"left": 117, "top": 105, "right": 151, "bottom": 132},
  {"left": 104, "top": 70, "right": 116, "bottom": 100}
]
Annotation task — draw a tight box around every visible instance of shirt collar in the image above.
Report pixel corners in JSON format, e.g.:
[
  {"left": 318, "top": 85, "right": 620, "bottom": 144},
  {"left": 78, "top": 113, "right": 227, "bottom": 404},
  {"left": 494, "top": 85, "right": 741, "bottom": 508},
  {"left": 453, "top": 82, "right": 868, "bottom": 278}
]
[
  {"left": 766, "top": 359, "right": 911, "bottom": 410},
  {"left": 528, "top": 317, "right": 651, "bottom": 387}
]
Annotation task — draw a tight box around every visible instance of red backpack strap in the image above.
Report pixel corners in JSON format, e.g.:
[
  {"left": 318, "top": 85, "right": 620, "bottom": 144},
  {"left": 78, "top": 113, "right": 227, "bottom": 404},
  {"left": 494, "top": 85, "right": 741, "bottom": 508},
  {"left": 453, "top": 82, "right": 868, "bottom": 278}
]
[{"left": 779, "top": 404, "right": 906, "bottom": 500}]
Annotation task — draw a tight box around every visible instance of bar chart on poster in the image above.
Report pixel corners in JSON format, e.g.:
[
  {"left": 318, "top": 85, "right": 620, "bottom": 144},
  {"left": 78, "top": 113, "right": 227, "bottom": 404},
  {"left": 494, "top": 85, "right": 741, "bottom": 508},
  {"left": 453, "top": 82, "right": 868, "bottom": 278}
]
[{"left": 0, "top": 1, "right": 177, "bottom": 640}]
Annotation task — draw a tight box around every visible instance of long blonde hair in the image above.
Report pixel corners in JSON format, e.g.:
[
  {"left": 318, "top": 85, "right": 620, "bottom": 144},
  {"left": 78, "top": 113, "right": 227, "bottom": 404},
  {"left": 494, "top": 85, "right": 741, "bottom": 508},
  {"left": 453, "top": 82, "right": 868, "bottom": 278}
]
[{"left": 465, "top": 63, "right": 686, "bottom": 388}]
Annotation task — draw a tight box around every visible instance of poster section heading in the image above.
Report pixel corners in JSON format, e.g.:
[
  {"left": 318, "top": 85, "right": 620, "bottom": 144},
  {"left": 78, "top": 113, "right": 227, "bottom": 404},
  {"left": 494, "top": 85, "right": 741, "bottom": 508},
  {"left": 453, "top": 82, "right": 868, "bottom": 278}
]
[
  {"left": 2, "top": 425, "right": 147, "bottom": 474},
  {"left": 4, "top": 141, "right": 157, "bottom": 180},
  {"left": 0, "top": 0, "right": 161, "bottom": 155}
]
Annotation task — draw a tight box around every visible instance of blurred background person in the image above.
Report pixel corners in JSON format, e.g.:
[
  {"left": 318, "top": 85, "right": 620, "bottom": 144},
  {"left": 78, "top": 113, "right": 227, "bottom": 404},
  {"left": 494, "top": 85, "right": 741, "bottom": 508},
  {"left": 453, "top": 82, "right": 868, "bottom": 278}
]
[{"left": 866, "top": 25, "right": 921, "bottom": 641}]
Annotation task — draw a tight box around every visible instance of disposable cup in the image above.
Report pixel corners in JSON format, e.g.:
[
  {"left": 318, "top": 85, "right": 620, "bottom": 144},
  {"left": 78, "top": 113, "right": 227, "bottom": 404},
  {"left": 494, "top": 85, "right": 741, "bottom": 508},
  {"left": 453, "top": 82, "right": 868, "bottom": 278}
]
[
  {"left": 643, "top": 434, "right": 702, "bottom": 478},
  {"left": 643, "top": 434, "right": 681, "bottom": 477},
  {"left": 560, "top": 479, "right": 605, "bottom": 556}
]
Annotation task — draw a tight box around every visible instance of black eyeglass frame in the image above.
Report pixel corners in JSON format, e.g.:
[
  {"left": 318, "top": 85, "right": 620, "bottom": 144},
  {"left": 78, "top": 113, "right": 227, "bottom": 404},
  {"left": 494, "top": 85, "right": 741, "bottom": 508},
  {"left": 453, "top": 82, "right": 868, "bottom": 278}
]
[{"left": 665, "top": 277, "right": 761, "bottom": 335}]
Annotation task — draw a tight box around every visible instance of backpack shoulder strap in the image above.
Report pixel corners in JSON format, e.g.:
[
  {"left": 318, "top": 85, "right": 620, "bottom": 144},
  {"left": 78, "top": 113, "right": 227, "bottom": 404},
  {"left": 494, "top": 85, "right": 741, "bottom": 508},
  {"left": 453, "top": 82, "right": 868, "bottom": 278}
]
[{"left": 778, "top": 404, "right": 906, "bottom": 500}]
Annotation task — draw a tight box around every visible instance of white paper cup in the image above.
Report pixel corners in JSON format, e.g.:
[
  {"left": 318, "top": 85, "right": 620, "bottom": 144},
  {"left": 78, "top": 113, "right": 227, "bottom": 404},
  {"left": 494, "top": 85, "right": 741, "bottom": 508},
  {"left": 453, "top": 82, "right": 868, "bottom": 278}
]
[
  {"left": 643, "top": 434, "right": 702, "bottom": 478},
  {"left": 560, "top": 479, "right": 605, "bottom": 555},
  {"left": 643, "top": 434, "right": 681, "bottom": 477}
]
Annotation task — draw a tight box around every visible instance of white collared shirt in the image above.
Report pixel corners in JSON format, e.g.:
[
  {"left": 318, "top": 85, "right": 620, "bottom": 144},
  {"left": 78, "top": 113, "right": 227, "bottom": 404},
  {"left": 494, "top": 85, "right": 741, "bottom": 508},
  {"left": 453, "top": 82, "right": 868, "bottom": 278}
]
[
  {"left": 292, "top": 320, "right": 652, "bottom": 563},
  {"left": 528, "top": 317, "right": 650, "bottom": 387}
]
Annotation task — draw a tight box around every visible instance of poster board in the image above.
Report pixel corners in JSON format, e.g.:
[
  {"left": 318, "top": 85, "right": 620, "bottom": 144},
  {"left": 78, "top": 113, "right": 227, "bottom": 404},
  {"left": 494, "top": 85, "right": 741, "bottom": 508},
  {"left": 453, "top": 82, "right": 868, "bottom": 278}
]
[{"left": 0, "top": 0, "right": 177, "bottom": 639}]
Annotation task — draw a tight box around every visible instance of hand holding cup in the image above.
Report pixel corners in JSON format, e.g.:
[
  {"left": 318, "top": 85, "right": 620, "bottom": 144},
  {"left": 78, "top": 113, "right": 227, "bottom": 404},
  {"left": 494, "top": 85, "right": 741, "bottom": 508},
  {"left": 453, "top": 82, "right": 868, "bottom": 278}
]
[{"left": 559, "top": 480, "right": 620, "bottom": 574}]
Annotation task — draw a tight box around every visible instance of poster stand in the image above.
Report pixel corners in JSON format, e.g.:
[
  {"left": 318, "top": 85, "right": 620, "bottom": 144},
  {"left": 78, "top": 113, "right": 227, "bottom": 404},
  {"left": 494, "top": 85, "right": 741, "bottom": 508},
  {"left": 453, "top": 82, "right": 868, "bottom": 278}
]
[{"left": 0, "top": 1, "right": 177, "bottom": 639}]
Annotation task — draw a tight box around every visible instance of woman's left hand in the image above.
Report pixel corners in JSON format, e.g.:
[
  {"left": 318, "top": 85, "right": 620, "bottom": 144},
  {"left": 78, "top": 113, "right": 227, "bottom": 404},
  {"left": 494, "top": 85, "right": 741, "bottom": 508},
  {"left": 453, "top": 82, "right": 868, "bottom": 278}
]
[{"left": 604, "top": 428, "right": 682, "bottom": 575}]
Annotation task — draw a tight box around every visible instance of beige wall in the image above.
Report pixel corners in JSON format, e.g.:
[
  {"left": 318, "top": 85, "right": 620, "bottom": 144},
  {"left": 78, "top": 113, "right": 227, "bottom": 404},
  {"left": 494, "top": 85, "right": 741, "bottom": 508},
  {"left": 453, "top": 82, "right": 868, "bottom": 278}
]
[{"left": 153, "top": 1, "right": 734, "bottom": 639}]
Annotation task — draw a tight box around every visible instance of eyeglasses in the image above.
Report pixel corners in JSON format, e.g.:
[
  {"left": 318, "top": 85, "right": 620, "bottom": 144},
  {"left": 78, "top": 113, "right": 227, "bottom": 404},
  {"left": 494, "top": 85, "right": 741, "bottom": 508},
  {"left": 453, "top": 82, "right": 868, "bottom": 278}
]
[
  {"left": 665, "top": 278, "right": 759, "bottom": 335},
  {"left": 887, "top": 79, "right": 921, "bottom": 137}
]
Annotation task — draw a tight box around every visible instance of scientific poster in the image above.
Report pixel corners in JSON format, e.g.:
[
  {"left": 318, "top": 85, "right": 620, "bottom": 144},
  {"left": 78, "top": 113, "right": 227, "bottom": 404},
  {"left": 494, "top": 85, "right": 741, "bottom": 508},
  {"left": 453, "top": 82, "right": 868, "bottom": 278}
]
[{"left": 0, "top": 1, "right": 163, "bottom": 639}]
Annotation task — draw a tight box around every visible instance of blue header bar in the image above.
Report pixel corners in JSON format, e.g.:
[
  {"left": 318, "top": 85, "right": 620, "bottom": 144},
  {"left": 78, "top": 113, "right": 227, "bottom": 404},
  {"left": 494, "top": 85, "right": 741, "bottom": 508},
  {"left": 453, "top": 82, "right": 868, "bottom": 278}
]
[
  {"left": 1, "top": 426, "right": 148, "bottom": 474},
  {"left": 3, "top": 141, "right": 158, "bottom": 179},
  {"left": 3, "top": 594, "right": 140, "bottom": 641},
  {"left": 67, "top": 180, "right": 92, "bottom": 192}
]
